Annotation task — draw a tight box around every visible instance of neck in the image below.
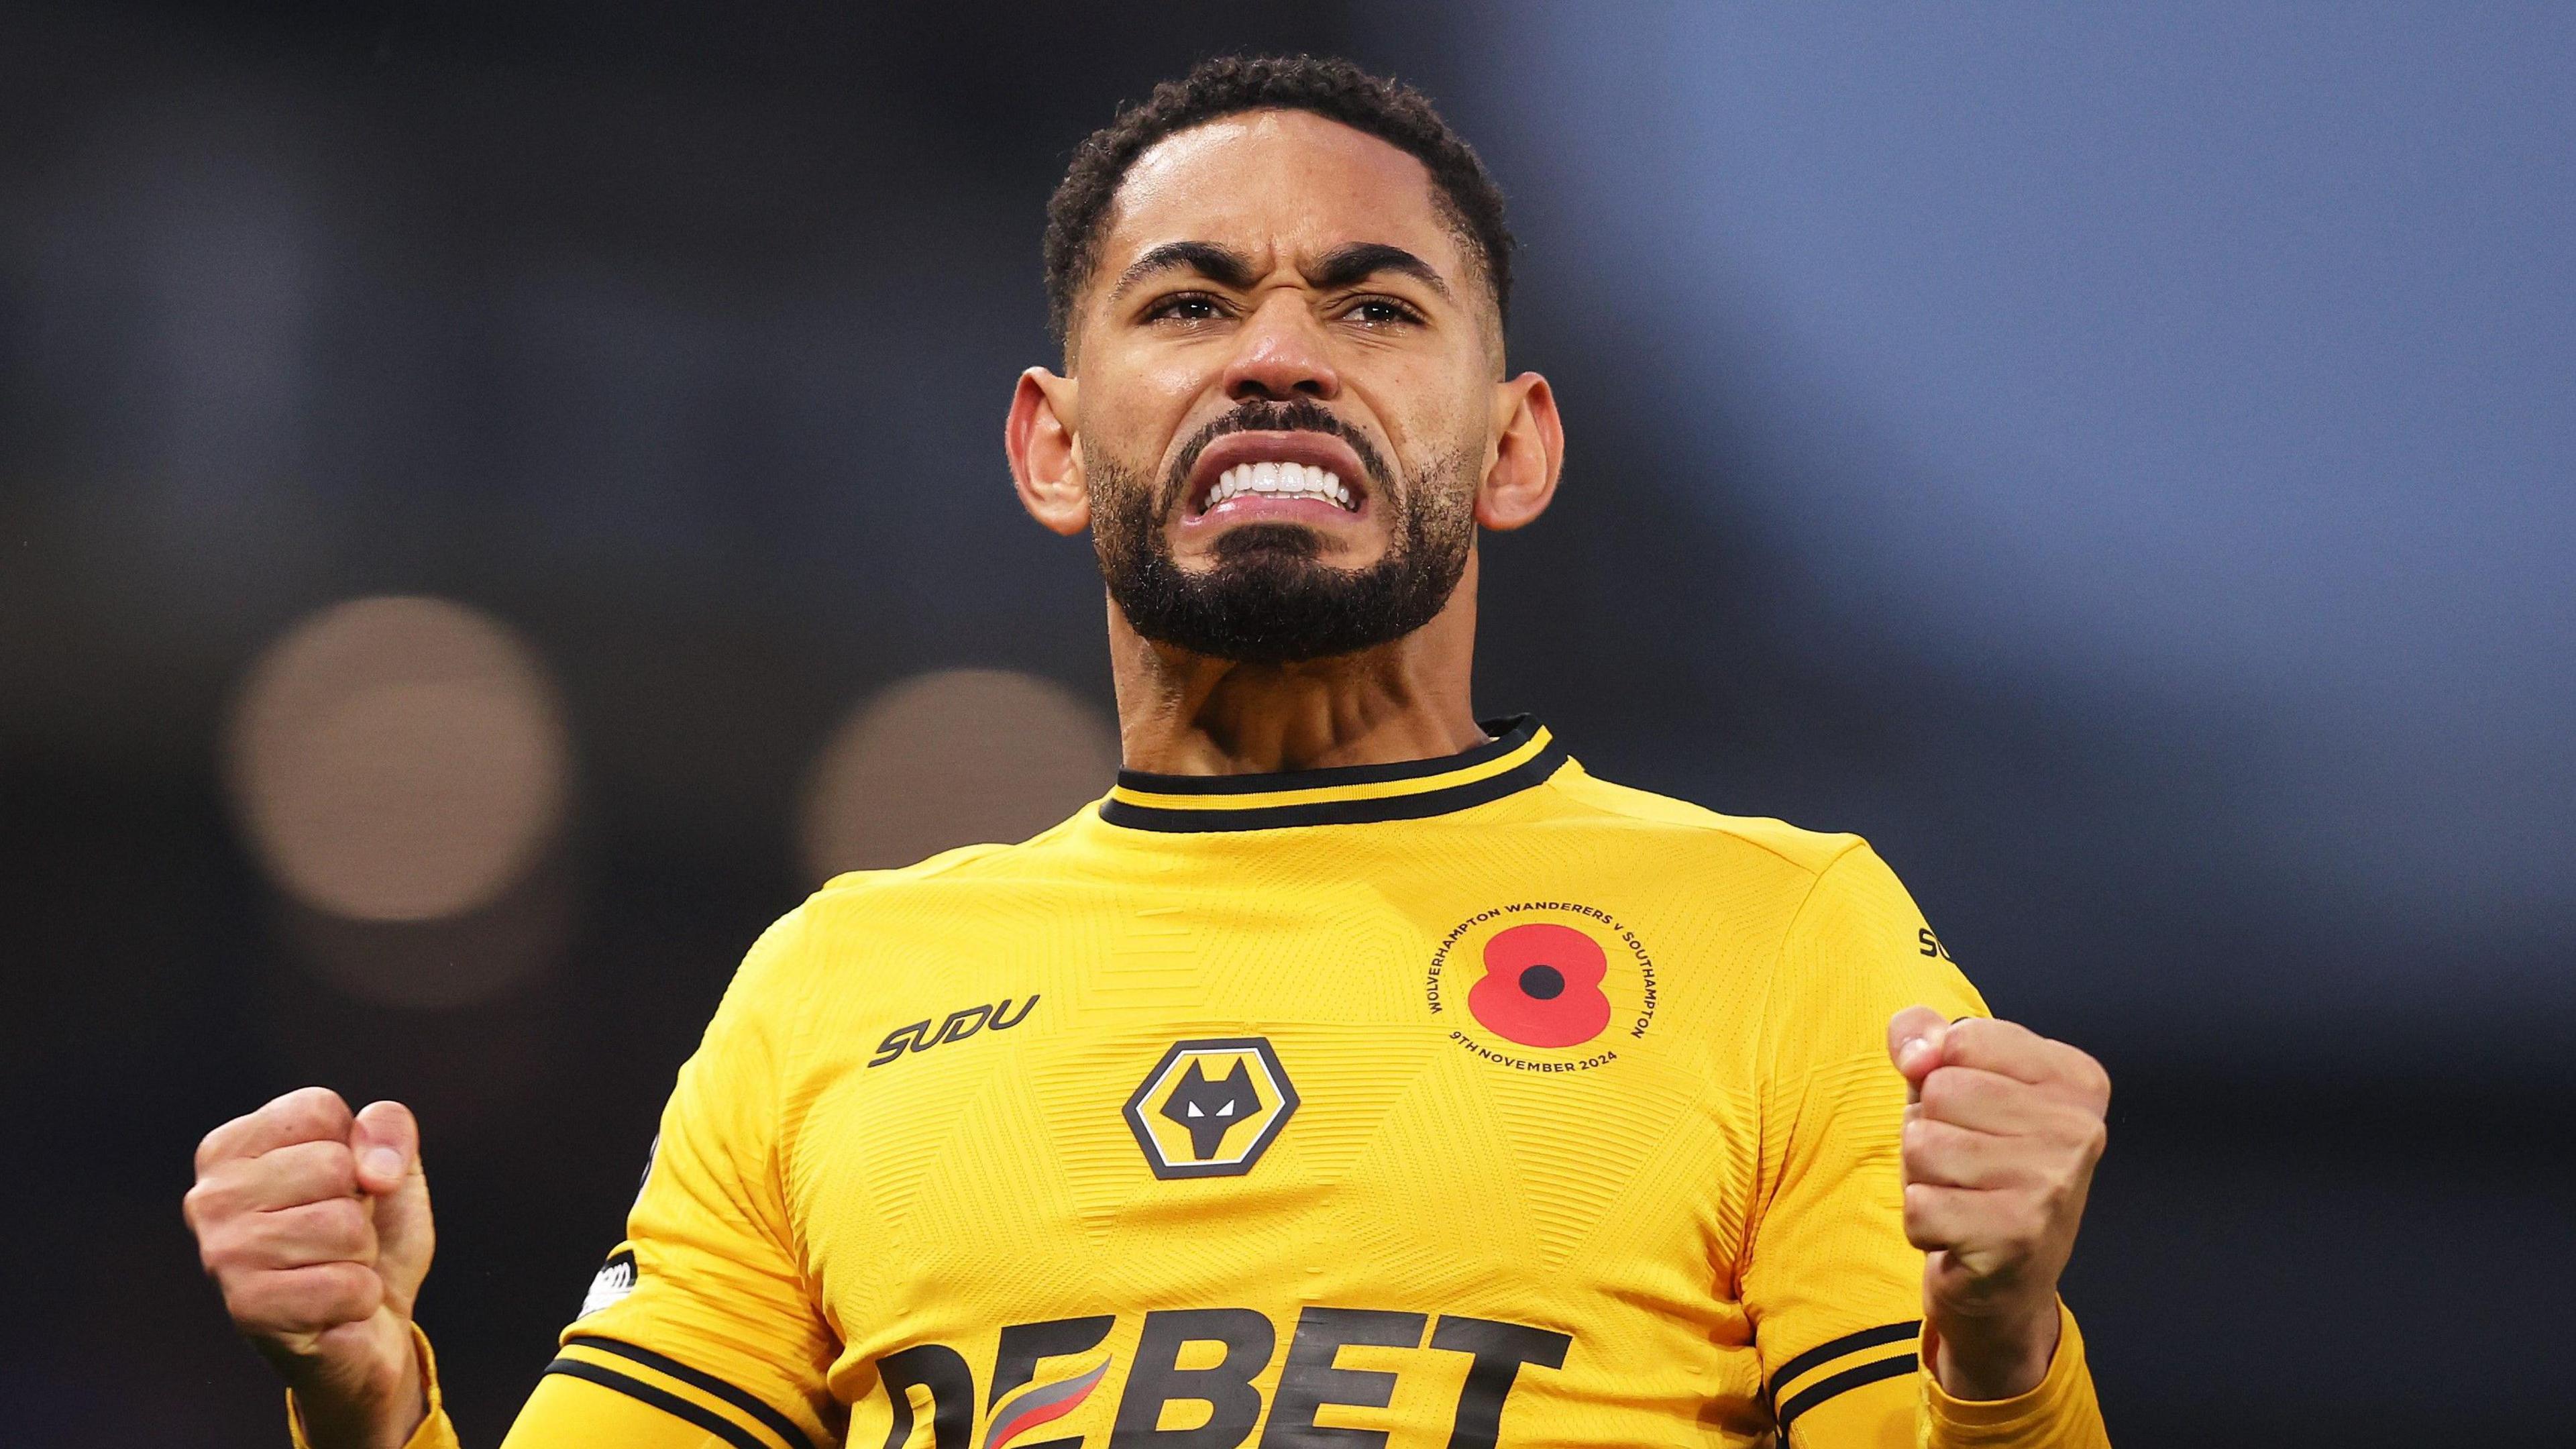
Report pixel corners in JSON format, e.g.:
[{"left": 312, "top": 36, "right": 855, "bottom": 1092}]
[{"left": 1107, "top": 555, "right": 1487, "bottom": 775}]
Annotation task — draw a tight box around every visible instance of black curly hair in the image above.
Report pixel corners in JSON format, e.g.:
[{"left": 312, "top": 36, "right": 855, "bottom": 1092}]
[{"left": 1043, "top": 55, "right": 1514, "bottom": 358}]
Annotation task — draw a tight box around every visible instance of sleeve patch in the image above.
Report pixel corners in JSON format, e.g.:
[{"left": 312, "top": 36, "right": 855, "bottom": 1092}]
[{"left": 579, "top": 1246, "right": 639, "bottom": 1318}]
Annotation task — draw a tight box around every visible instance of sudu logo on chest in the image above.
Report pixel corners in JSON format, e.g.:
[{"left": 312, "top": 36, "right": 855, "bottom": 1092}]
[{"left": 870, "top": 997, "right": 1040, "bottom": 1069}]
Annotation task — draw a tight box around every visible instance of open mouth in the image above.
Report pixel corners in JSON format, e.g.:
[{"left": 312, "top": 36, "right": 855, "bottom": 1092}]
[
  {"left": 1181, "top": 429, "right": 1373, "bottom": 523},
  {"left": 1202, "top": 460, "right": 1354, "bottom": 512}
]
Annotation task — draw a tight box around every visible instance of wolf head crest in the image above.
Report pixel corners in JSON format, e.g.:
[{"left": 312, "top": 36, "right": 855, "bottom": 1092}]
[
  {"left": 1158, "top": 1059, "right": 1261, "bottom": 1160},
  {"left": 1124, "top": 1038, "right": 1299, "bottom": 1180}
]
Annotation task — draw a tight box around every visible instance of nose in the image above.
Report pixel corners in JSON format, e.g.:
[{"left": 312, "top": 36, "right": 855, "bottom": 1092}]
[{"left": 1220, "top": 293, "right": 1340, "bottom": 403}]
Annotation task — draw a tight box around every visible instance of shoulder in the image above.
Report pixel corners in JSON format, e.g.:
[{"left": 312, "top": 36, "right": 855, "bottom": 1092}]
[
  {"left": 802, "top": 806, "right": 1090, "bottom": 918},
  {"left": 1541, "top": 761, "right": 1930, "bottom": 955},
  {"left": 1542, "top": 759, "right": 1872, "bottom": 881},
  {"left": 735, "top": 810, "right": 1095, "bottom": 993},
  {"left": 1534, "top": 762, "right": 1970, "bottom": 1049}
]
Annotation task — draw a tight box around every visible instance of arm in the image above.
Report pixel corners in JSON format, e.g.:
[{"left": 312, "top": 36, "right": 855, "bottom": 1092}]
[
  {"left": 1888, "top": 1010, "right": 2112, "bottom": 1412},
  {"left": 1739, "top": 844, "right": 2110, "bottom": 1447},
  {"left": 187, "top": 1087, "right": 438, "bottom": 1449},
  {"left": 281, "top": 1338, "right": 790, "bottom": 1449},
  {"left": 501, "top": 907, "right": 841, "bottom": 1447}
]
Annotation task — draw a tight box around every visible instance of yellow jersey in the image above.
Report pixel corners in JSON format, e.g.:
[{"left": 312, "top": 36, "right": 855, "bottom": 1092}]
[{"left": 346, "top": 718, "right": 2106, "bottom": 1449}]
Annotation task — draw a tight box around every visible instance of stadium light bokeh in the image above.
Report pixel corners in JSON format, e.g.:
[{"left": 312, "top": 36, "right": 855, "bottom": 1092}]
[
  {"left": 223, "top": 595, "right": 572, "bottom": 925},
  {"left": 799, "top": 668, "right": 1120, "bottom": 883}
]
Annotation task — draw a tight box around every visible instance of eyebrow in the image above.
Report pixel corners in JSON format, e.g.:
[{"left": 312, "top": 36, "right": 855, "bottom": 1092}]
[
  {"left": 1106, "top": 239, "right": 1454, "bottom": 306},
  {"left": 1307, "top": 241, "right": 1452, "bottom": 301},
  {"left": 1108, "top": 241, "right": 1257, "bottom": 303}
]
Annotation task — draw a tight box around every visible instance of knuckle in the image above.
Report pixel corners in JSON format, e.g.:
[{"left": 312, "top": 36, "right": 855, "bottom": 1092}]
[
  {"left": 264, "top": 1197, "right": 370, "bottom": 1261},
  {"left": 189, "top": 1205, "right": 247, "bottom": 1261},
  {"left": 198, "top": 1234, "right": 239, "bottom": 1279},
  {"left": 2006, "top": 1201, "right": 2048, "bottom": 1245},
  {"left": 318, "top": 1197, "right": 372, "bottom": 1250},
  {"left": 272, "top": 1087, "right": 352, "bottom": 1140},
  {"left": 2049, "top": 1046, "right": 2108, "bottom": 1099},
  {"left": 308, "top": 1142, "right": 360, "bottom": 1195},
  {"left": 258, "top": 1265, "right": 377, "bottom": 1334},
  {"left": 199, "top": 1210, "right": 250, "bottom": 1256},
  {"left": 1899, "top": 1126, "right": 1931, "bottom": 1173},
  {"left": 315, "top": 1263, "right": 386, "bottom": 1324},
  {"left": 219, "top": 1282, "right": 275, "bottom": 1329}
]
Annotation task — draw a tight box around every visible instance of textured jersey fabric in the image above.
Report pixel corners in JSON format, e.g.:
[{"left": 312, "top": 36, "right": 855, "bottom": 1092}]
[{"left": 346, "top": 718, "right": 2107, "bottom": 1448}]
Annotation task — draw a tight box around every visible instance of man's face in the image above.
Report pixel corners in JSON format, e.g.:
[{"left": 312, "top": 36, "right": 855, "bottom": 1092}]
[{"left": 1067, "top": 111, "right": 1501, "bottom": 664}]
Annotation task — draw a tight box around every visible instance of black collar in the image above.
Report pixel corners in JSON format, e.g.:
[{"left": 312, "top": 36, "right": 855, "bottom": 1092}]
[{"left": 1098, "top": 715, "right": 1567, "bottom": 833}]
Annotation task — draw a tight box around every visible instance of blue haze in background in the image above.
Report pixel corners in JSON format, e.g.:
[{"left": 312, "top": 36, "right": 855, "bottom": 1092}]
[{"left": 1395, "top": 0, "right": 2576, "bottom": 1012}]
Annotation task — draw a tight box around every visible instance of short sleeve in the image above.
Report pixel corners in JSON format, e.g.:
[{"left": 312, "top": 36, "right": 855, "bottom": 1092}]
[
  {"left": 519, "top": 909, "right": 842, "bottom": 1449},
  {"left": 1741, "top": 843, "right": 1988, "bottom": 1445}
]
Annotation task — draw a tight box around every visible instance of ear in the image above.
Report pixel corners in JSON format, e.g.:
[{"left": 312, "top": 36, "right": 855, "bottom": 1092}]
[
  {"left": 1007, "top": 367, "right": 1088, "bottom": 537},
  {"left": 1476, "top": 372, "right": 1564, "bottom": 531}
]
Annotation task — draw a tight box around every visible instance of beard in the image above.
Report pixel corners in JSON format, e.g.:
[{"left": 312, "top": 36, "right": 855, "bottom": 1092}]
[{"left": 1089, "top": 400, "right": 1477, "bottom": 666}]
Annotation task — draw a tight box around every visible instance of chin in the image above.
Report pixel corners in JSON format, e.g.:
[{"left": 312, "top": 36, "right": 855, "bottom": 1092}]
[
  {"left": 1195, "top": 525, "right": 1394, "bottom": 579},
  {"left": 1205, "top": 521, "right": 1327, "bottom": 561}
]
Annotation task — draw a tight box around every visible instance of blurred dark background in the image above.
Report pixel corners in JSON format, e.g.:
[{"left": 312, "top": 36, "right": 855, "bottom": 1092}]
[{"left": 4, "top": 2, "right": 2569, "bottom": 1444}]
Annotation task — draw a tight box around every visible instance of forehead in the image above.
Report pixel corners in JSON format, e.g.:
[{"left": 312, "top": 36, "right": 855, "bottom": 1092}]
[{"left": 1098, "top": 109, "right": 1466, "bottom": 284}]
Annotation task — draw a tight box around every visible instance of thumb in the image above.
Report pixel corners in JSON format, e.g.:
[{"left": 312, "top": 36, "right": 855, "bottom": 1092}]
[
  {"left": 1886, "top": 1006, "right": 1949, "bottom": 1103},
  {"left": 350, "top": 1099, "right": 417, "bottom": 1193},
  {"left": 350, "top": 1100, "right": 434, "bottom": 1310}
]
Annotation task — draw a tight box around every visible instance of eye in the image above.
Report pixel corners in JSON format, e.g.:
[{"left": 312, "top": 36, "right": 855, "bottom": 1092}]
[
  {"left": 1344, "top": 297, "right": 1424, "bottom": 327},
  {"left": 1143, "top": 291, "right": 1227, "bottom": 323}
]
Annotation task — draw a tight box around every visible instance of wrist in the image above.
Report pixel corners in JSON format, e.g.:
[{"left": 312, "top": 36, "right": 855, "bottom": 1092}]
[
  {"left": 284, "top": 1313, "right": 427, "bottom": 1449},
  {"left": 1927, "top": 1294, "right": 2060, "bottom": 1402}
]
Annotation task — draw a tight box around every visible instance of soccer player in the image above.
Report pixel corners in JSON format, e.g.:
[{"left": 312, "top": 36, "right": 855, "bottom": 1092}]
[{"left": 186, "top": 56, "right": 2114, "bottom": 1448}]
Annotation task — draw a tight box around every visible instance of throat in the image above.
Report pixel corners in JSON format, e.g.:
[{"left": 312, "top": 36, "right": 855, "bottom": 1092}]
[
  {"left": 1102, "top": 540, "right": 1487, "bottom": 778},
  {"left": 1113, "top": 645, "right": 1487, "bottom": 779}
]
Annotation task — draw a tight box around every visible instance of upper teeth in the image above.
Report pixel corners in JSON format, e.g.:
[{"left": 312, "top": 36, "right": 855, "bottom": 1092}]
[{"left": 1203, "top": 461, "right": 1356, "bottom": 513}]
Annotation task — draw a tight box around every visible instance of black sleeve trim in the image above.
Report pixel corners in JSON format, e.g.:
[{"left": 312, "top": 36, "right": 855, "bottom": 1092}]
[
  {"left": 542, "top": 1359, "right": 775, "bottom": 1449},
  {"left": 1776, "top": 1352, "right": 1918, "bottom": 1436},
  {"left": 1765, "top": 1320, "right": 1920, "bottom": 1405},
  {"left": 561, "top": 1334, "right": 818, "bottom": 1449}
]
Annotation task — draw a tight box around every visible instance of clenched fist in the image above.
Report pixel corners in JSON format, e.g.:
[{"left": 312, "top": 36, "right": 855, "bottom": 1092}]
[
  {"left": 1886, "top": 1008, "right": 2110, "bottom": 1401},
  {"left": 184, "top": 1087, "right": 436, "bottom": 1449}
]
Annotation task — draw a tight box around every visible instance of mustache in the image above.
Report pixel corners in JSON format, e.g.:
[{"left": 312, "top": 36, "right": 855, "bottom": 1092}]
[{"left": 1161, "top": 399, "right": 1393, "bottom": 511}]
